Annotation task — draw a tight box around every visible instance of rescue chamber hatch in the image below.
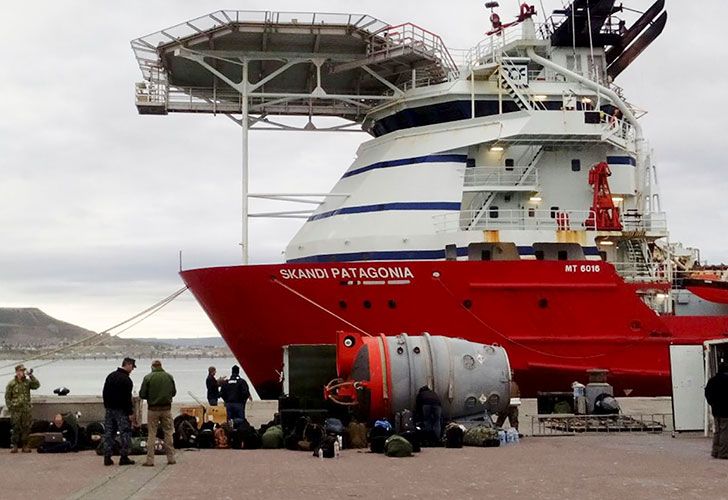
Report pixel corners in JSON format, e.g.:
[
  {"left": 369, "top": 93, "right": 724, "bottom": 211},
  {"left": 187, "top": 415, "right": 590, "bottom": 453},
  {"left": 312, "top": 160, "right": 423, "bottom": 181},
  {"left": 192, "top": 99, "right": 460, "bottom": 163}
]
[{"left": 325, "top": 331, "right": 512, "bottom": 420}]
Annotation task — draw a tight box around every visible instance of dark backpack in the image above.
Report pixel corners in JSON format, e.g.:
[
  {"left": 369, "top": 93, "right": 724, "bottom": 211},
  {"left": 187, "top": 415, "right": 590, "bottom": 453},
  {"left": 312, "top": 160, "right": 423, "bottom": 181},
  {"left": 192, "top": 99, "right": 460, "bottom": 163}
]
[
  {"left": 368, "top": 425, "right": 393, "bottom": 454},
  {"left": 324, "top": 418, "right": 345, "bottom": 436},
  {"left": 313, "top": 435, "right": 337, "bottom": 458},
  {"left": 346, "top": 421, "right": 367, "bottom": 449},
  {"left": 300, "top": 423, "right": 325, "bottom": 451},
  {"left": 285, "top": 416, "right": 310, "bottom": 450},
  {"left": 173, "top": 416, "right": 198, "bottom": 448},
  {"left": 444, "top": 423, "right": 465, "bottom": 449},
  {"left": 198, "top": 428, "right": 215, "bottom": 449},
  {"left": 400, "top": 430, "right": 420, "bottom": 453},
  {"left": 241, "top": 427, "right": 262, "bottom": 450},
  {"left": 395, "top": 410, "right": 415, "bottom": 434}
]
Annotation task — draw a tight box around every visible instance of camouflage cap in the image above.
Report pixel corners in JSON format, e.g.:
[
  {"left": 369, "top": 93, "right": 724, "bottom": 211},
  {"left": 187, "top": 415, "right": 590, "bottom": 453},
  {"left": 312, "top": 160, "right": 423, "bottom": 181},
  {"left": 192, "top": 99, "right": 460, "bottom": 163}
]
[{"left": 15, "top": 364, "right": 26, "bottom": 372}]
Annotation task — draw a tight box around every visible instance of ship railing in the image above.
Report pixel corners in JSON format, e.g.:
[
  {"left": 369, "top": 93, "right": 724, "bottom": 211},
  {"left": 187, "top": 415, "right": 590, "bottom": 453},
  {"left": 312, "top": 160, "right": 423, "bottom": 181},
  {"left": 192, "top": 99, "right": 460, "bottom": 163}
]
[
  {"left": 368, "top": 22, "right": 459, "bottom": 79},
  {"left": 455, "top": 21, "right": 551, "bottom": 69},
  {"left": 601, "top": 111, "right": 636, "bottom": 147},
  {"left": 433, "top": 209, "right": 596, "bottom": 233},
  {"left": 463, "top": 166, "right": 539, "bottom": 189},
  {"left": 621, "top": 211, "right": 668, "bottom": 234},
  {"left": 612, "top": 261, "right": 664, "bottom": 282}
]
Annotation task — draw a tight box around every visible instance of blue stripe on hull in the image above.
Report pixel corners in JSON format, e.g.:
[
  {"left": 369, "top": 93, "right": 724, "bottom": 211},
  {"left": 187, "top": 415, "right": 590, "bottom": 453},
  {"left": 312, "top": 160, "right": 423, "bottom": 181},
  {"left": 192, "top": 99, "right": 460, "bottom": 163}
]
[
  {"left": 342, "top": 154, "right": 468, "bottom": 178},
  {"left": 308, "top": 201, "right": 461, "bottom": 222},
  {"left": 286, "top": 246, "right": 602, "bottom": 263}
]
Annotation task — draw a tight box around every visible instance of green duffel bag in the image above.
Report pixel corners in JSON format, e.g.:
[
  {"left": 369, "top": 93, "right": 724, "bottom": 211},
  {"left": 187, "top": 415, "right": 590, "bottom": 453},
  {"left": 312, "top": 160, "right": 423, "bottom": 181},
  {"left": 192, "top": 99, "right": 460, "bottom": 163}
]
[
  {"left": 463, "top": 425, "right": 499, "bottom": 447},
  {"left": 261, "top": 425, "right": 284, "bottom": 449},
  {"left": 384, "top": 435, "right": 413, "bottom": 457}
]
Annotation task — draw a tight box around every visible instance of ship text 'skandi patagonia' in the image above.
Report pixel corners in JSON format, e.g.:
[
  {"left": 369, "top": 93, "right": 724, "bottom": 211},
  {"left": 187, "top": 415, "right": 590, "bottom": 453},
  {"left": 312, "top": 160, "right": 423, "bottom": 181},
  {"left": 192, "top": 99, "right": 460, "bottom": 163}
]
[{"left": 132, "top": 1, "right": 728, "bottom": 398}]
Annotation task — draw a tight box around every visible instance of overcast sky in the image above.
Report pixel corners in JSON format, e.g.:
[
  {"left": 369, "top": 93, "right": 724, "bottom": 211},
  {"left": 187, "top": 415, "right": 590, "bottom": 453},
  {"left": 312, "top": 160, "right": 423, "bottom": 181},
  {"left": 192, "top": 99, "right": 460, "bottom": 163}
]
[{"left": 1, "top": 1, "right": 725, "bottom": 339}]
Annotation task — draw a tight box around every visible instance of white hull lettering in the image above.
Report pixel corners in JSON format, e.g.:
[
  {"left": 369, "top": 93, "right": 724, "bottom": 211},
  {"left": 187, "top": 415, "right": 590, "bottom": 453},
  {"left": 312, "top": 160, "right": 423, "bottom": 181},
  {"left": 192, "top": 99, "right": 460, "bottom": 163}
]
[{"left": 281, "top": 266, "right": 414, "bottom": 280}]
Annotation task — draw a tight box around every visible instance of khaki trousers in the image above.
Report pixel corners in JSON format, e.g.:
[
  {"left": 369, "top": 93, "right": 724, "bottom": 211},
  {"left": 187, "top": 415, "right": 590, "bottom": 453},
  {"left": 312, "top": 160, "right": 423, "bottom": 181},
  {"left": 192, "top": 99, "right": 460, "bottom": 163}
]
[{"left": 147, "top": 408, "right": 174, "bottom": 463}]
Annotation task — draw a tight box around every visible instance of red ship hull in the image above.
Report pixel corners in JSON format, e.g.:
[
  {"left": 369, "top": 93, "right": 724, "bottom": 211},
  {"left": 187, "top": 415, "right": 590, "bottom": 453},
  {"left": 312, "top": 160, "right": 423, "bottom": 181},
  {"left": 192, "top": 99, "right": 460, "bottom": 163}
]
[{"left": 181, "top": 260, "right": 728, "bottom": 398}]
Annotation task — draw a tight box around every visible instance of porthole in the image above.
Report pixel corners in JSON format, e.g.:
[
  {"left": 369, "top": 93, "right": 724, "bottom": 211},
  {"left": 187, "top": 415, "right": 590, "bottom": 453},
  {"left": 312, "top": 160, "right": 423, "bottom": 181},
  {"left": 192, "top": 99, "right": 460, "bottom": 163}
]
[
  {"left": 388, "top": 299, "right": 397, "bottom": 309},
  {"left": 413, "top": 347, "right": 421, "bottom": 354},
  {"left": 463, "top": 299, "right": 473, "bottom": 309},
  {"left": 343, "top": 335, "right": 356, "bottom": 348},
  {"left": 338, "top": 300, "right": 347, "bottom": 309},
  {"left": 396, "top": 346, "right": 404, "bottom": 355},
  {"left": 538, "top": 298, "right": 549, "bottom": 308},
  {"left": 363, "top": 300, "right": 372, "bottom": 309}
]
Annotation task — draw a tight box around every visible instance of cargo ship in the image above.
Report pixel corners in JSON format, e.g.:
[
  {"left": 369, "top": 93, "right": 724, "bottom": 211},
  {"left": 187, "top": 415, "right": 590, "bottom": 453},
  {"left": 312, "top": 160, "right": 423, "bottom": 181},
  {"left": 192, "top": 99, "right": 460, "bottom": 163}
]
[{"left": 132, "top": 1, "right": 728, "bottom": 398}]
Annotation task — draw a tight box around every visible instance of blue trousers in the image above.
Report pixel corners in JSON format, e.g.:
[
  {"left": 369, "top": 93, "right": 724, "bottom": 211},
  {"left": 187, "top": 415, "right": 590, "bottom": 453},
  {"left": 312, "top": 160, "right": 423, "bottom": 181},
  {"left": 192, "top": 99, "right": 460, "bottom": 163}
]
[
  {"left": 225, "top": 402, "right": 245, "bottom": 421},
  {"left": 104, "top": 408, "right": 131, "bottom": 458}
]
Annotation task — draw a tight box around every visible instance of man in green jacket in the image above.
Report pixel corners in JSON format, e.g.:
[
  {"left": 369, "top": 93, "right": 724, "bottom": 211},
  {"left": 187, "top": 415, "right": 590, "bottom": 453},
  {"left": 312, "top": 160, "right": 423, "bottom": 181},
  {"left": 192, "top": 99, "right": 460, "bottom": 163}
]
[
  {"left": 139, "top": 360, "right": 176, "bottom": 466},
  {"left": 5, "top": 364, "right": 40, "bottom": 453}
]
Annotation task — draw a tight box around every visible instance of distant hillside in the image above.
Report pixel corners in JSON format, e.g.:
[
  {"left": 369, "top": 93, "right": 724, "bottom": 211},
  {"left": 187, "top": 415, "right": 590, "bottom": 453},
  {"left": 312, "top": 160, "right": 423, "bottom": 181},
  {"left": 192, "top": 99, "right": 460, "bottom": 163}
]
[
  {"left": 0, "top": 308, "right": 96, "bottom": 346},
  {"left": 135, "top": 337, "right": 227, "bottom": 348}
]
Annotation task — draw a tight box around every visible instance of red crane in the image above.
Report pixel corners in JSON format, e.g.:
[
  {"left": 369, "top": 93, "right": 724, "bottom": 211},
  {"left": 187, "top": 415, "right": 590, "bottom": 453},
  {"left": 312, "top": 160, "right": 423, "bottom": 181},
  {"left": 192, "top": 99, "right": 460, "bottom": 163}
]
[{"left": 585, "top": 162, "right": 622, "bottom": 231}]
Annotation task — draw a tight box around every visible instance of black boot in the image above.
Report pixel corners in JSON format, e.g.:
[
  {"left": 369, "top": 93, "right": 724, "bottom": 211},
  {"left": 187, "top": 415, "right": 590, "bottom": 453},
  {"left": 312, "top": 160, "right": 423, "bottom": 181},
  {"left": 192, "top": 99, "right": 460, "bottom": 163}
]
[
  {"left": 119, "top": 456, "right": 135, "bottom": 466},
  {"left": 104, "top": 456, "right": 114, "bottom": 466}
]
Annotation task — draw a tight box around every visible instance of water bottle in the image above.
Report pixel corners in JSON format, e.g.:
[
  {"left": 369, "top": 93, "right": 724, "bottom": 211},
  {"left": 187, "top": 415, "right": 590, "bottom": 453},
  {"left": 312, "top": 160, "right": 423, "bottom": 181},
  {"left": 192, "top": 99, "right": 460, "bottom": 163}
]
[
  {"left": 334, "top": 441, "right": 340, "bottom": 458},
  {"left": 498, "top": 429, "right": 507, "bottom": 446},
  {"left": 318, "top": 448, "right": 324, "bottom": 460}
]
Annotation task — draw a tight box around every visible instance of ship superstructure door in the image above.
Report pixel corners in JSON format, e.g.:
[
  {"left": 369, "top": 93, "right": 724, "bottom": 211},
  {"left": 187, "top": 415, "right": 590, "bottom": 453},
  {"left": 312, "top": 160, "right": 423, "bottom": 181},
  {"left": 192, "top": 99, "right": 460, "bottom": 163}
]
[{"left": 669, "top": 344, "right": 704, "bottom": 433}]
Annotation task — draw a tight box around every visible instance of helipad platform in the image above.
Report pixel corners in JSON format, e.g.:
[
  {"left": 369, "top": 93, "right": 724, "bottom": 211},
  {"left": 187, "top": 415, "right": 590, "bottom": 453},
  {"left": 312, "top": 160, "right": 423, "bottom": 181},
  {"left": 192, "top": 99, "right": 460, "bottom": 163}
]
[{"left": 131, "top": 11, "right": 458, "bottom": 124}]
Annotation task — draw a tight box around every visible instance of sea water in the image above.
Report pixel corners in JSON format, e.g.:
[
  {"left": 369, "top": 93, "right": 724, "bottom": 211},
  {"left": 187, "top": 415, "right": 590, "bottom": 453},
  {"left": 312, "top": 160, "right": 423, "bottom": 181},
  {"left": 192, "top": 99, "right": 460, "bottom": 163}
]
[{"left": 0, "top": 357, "right": 260, "bottom": 401}]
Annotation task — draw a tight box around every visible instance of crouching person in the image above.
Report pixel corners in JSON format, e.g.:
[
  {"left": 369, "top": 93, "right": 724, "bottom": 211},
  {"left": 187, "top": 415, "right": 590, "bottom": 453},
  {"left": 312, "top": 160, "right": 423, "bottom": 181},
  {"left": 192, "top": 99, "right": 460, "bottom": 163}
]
[
  {"left": 140, "top": 360, "right": 177, "bottom": 466},
  {"left": 37, "top": 414, "right": 77, "bottom": 453}
]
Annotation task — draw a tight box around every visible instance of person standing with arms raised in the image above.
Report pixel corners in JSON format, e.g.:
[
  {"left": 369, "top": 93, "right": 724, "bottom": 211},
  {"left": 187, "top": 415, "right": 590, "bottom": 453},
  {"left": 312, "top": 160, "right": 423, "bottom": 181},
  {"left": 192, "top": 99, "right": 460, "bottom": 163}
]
[
  {"left": 140, "top": 359, "right": 177, "bottom": 466},
  {"left": 206, "top": 366, "right": 220, "bottom": 406},
  {"left": 102, "top": 357, "right": 136, "bottom": 466},
  {"left": 5, "top": 364, "right": 40, "bottom": 453},
  {"left": 220, "top": 365, "right": 251, "bottom": 423}
]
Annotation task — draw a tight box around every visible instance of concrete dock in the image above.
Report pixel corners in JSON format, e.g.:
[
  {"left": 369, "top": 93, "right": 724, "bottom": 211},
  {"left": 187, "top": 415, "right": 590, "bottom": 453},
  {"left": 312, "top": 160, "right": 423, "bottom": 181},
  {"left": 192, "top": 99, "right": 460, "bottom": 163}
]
[
  {"left": 2, "top": 397, "right": 723, "bottom": 499},
  {"left": 1, "top": 433, "right": 724, "bottom": 499}
]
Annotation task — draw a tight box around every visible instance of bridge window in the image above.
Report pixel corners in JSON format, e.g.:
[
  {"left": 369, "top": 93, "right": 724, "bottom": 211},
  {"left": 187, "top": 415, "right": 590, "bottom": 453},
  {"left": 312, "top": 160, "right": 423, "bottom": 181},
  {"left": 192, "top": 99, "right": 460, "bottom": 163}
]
[
  {"left": 535, "top": 250, "right": 545, "bottom": 260},
  {"left": 550, "top": 206, "right": 559, "bottom": 218},
  {"left": 489, "top": 206, "right": 499, "bottom": 218},
  {"left": 558, "top": 250, "right": 568, "bottom": 261},
  {"left": 571, "top": 159, "right": 581, "bottom": 172},
  {"left": 505, "top": 158, "right": 514, "bottom": 171},
  {"left": 466, "top": 158, "right": 476, "bottom": 168},
  {"left": 528, "top": 208, "right": 535, "bottom": 217}
]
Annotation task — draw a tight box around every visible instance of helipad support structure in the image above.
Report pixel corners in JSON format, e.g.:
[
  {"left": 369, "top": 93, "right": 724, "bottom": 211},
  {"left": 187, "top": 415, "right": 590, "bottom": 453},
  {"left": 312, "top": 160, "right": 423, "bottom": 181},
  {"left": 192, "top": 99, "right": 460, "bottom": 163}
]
[{"left": 131, "top": 10, "right": 458, "bottom": 262}]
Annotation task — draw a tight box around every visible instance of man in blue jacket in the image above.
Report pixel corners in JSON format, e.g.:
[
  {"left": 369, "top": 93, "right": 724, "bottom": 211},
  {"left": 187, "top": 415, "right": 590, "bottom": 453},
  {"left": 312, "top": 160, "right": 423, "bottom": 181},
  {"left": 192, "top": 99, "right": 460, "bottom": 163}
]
[{"left": 220, "top": 365, "right": 251, "bottom": 422}]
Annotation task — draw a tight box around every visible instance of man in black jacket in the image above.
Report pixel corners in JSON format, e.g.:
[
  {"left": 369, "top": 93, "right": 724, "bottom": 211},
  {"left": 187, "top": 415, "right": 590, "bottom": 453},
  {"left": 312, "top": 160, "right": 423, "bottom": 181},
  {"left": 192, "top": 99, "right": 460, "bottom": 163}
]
[
  {"left": 206, "top": 366, "right": 220, "bottom": 406},
  {"left": 102, "top": 357, "right": 136, "bottom": 466},
  {"left": 220, "top": 365, "right": 251, "bottom": 422},
  {"left": 706, "top": 362, "right": 728, "bottom": 459}
]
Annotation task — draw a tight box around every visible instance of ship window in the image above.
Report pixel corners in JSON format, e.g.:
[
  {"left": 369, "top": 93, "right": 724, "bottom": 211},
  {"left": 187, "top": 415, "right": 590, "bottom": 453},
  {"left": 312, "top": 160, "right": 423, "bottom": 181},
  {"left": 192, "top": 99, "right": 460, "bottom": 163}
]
[
  {"left": 505, "top": 158, "right": 515, "bottom": 171},
  {"left": 571, "top": 159, "right": 581, "bottom": 172},
  {"left": 558, "top": 250, "right": 568, "bottom": 261},
  {"left": 566, "top": 54, "right": 582, "bottom": 74},
  {"left": 538, "top": 298, "right": 549, "bottom": 308},
  {"left": 504, "top": 194, "right": 511, "bottom": 203},
  {"left": 489, "top": 206, "right": 499, "bottom": 218},
  {"left": 388, "top": 299, "right": 397, "bottom": 309},
  {"left": 466, "top": 158, "right": 476, "bottom": 168},
  {"left": 481, "top": 250, "right": 492, "bottom": 261},
  {"left": 528, "top": 208, "right": 535, "bottom": 217},
  {"left": 535, "top": 250, "right": 545, "bottom": 261},
  {"left": 463, "top": 299, "right": 473, "bottom": 309},
  {"left": 445, "top": 244, "right": 458, "bottom": 261},
  {"left": 550, "top": 206, "right": 559, "bottom": 218},
  {"left": 363, "top": 300, "right": 372, "bottom": 309},
  {"left": 339, "top": 300, "right": 347, "bottom": 309}
]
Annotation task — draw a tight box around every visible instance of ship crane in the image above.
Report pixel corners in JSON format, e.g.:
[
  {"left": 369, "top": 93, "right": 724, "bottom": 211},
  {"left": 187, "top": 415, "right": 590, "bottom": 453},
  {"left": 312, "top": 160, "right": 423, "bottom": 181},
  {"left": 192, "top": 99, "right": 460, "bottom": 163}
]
[{"left": 585, "top": 161, "right": 622, "bottom": 231}]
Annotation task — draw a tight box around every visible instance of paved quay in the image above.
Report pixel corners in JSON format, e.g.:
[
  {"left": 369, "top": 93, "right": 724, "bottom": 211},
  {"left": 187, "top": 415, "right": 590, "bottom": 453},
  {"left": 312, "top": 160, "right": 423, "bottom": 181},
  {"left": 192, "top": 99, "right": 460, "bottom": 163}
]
[{"left": 1, "top": 433, "right": 725, "bottom": 500}]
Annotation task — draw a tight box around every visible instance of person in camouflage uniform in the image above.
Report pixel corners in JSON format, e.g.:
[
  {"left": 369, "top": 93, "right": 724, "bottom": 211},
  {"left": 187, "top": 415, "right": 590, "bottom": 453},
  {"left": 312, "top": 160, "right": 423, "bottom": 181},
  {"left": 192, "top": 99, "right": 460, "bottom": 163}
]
[{"left": 4, "top": 364, "right": 40, "bottom": 453}]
